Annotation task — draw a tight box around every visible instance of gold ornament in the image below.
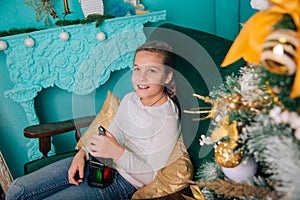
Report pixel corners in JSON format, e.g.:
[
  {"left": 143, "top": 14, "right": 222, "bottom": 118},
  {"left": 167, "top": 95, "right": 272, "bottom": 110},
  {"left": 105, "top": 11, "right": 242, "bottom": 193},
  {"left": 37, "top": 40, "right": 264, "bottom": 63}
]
[
  {"left": 261, "top": 29, "right": 299, "bottom": 75},
  {"left": 185, "top": 91, "right": 272, "bottom": 121},
  {"left": 221, "top": 0, "right": 300, "bottom": 98},
  {"left": 211, "top": 118, "right": 239, "bottom": 144},
  {"left": 225, "top": 92, "right": 272, "bottom": 113},
  {"left": 215, "top": 141, "right": 242, "bottom": 168},
  {"left": 226, "top": 94, "right": 242, "bottom": 110}
]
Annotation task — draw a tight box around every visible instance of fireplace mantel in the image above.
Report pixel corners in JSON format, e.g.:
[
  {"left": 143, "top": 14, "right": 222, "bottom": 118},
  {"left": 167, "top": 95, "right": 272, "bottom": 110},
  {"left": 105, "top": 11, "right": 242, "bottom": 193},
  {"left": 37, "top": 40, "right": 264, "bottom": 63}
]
[{"left": 2, "top": 11, "right": 166, "bottom": 160}]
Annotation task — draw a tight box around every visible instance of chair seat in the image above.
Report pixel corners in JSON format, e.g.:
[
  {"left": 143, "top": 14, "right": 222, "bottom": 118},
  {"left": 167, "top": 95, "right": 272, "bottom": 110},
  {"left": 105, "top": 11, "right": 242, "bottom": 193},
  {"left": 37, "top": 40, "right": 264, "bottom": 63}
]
[{"left": 24, "top": 151, "right": 78, "bottom": 175}]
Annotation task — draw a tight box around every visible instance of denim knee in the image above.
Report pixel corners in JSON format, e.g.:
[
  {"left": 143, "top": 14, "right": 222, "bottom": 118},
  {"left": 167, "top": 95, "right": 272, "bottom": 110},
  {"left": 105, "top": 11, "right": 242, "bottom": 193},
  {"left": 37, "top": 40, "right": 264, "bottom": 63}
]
[{"left": 5, "top": 179, "right": 25, "bottom": 200}]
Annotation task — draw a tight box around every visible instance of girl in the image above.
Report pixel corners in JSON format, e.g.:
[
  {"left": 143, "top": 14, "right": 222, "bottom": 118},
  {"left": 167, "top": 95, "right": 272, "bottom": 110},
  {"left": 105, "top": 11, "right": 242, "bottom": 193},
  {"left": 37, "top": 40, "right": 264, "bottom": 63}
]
[{"left": 6, "top": 40, "right": 181, "bottom": 200}]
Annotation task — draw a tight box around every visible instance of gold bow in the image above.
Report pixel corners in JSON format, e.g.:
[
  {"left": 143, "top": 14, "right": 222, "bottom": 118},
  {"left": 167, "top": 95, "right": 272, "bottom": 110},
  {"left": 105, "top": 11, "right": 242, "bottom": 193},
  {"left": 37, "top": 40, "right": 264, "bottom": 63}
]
[
  {"left": 221, "top": 0, "right": 300, "bottom": 98},
  {"left": 211, "top": 117, "right": 239, "bottom": 148}
]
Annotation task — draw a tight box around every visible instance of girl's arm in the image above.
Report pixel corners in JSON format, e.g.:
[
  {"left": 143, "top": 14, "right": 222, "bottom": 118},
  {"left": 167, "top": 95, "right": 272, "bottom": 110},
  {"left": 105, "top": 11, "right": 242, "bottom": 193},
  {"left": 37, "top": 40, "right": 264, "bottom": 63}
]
[
  {"left": 89, "top": 131, "right": 124, "bottom": 161},
  {"left": 68, "top": 149, "right": 87, "bottom": 185},
  {"left": 88, "top": 128, "right": 155, "bottom": 185}
]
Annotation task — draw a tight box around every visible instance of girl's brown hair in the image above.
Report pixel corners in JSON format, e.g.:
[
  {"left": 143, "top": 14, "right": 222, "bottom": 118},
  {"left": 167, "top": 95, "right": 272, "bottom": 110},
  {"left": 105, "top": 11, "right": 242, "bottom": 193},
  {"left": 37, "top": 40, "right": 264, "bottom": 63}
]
[{"left": 135, "top": 41, "right": 181, "bottom": 118}]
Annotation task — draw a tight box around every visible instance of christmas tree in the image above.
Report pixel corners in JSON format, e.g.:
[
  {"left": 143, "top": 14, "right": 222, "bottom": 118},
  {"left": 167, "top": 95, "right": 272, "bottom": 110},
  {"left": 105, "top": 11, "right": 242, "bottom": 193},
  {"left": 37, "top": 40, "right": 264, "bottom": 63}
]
[{"left": 187, "top": 1, "right": 300, "bottom": 199}]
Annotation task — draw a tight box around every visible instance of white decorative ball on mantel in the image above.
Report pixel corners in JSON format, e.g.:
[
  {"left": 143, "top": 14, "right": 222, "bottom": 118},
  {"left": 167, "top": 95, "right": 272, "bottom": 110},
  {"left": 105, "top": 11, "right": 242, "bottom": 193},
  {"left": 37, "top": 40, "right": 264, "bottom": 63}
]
[
  {"left": 24, "top": 36, "right": 35, "bottom": 47},
  {"left": 60, "top": 30, "right": 70, "bottom": 41},
  {"left": 96, "top": 31, "right": 106, "bottom": 41},
  {"left": 0, "top": 40, "right": 8, "bottom": 50}
]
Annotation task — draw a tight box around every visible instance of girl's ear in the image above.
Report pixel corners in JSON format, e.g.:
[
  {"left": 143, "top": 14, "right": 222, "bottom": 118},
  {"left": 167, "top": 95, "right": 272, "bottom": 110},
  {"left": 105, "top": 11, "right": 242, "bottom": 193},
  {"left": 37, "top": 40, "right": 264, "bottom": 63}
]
[{"left": 164, "top": 71, "right": 173, "bottom": 84}]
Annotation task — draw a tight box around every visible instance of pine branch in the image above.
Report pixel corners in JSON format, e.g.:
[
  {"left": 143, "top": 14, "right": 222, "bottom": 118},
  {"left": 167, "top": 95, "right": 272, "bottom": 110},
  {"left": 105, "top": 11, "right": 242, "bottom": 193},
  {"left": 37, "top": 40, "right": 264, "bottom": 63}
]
[
  {"left": 273, "top": 14, "right": 296, "bottom": 30},
  {"left": 55, "top": 14, "right": 115, "bottom": 27},
  {"left": 188, "top": 179, "right": 280, "bottom": 199},
  {"left": 246, "top": 114, "right": 300, "bottom": 199}
]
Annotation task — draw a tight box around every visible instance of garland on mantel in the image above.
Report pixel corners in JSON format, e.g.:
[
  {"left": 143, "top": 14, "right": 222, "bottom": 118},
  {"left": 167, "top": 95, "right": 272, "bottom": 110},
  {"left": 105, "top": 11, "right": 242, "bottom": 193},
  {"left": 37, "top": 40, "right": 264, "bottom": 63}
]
[
  {"left": 55, "top": 14, "right": 115, "bottom": 27},
  {"left": 0, "top": 14, "right": 115, "bottom": 37},
  {"left": 0, "top": 28, "right": 43, "bottom": 37}
]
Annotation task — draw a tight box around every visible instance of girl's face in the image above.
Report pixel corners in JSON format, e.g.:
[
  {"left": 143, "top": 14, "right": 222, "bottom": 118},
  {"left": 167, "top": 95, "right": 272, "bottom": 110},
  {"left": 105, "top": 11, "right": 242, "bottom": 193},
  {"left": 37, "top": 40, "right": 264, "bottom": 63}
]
[{"left": 132, "top": 50, "right": 173, "bottom": 104}]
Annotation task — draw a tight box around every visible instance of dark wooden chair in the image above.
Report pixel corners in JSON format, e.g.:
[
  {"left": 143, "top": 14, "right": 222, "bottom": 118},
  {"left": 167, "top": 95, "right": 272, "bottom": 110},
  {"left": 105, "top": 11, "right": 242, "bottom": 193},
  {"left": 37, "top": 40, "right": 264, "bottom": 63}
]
[{"left": 23, "top": 115, "right": 95, "bottom": 174}]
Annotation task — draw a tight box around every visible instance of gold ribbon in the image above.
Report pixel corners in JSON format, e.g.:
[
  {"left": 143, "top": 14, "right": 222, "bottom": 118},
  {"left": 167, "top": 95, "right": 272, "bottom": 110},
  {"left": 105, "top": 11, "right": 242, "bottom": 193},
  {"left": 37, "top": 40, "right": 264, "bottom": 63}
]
[
  {"left": 211, "top": 117, "right": 239, "bottom": 148},
  {"left": 182, "top": 185, "right": 205, "bottom": 200},
  {"left": 221, "top": 0, "right": 300, "bottom": 98}
]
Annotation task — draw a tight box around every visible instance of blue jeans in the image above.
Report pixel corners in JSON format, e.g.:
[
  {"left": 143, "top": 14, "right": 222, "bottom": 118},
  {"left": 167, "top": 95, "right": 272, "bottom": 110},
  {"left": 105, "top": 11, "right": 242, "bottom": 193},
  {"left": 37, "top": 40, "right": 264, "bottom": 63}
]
[{"left": 5, "top": 157, "right": 136, "bottom": 200}]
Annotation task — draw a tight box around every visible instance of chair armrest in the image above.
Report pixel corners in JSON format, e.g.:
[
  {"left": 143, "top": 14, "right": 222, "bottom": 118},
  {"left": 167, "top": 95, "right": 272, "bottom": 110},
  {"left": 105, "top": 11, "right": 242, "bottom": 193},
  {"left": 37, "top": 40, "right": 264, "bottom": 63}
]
[
  {"left": 24, "top": 115, "right": 96, "bottom": 138},
  {"left": 24, "top": 115, "right": 95, "bottom": 157}
]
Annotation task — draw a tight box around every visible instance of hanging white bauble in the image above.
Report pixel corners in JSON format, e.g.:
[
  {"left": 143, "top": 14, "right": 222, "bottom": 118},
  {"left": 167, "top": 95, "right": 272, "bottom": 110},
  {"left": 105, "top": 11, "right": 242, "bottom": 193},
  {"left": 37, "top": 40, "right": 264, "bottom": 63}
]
[
  {"left": 221, "top": 156, "right": 258, "bottom": 182},
  {"left": 59, "top": 30, "right": 70, "bottom": 41},
  {"left": 24, "top": 36, "right": 35, "bottom": 47},
  {"left": 0, "top": 40, "right": 8, "bottom": 50},
  {"left": 96, "top": 31, "right": 106, "bottom": 41}
]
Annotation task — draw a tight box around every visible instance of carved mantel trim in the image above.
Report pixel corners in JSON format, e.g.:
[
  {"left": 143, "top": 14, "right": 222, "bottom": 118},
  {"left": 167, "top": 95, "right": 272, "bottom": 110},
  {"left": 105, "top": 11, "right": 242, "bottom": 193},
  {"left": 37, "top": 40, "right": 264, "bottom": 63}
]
[{"left": 2, "top": 11, "right": 166, "bottom": 160}]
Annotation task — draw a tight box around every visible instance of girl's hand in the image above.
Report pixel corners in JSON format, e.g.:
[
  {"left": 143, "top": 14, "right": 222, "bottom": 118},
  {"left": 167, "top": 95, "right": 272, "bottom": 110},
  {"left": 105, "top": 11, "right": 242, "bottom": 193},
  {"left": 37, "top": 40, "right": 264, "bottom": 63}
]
[
  {"left": 89, "top": 131, "right": 125, "bottom": 161},
  {"left": 68, "top": 149, "right": 86, "bottom": 185}
]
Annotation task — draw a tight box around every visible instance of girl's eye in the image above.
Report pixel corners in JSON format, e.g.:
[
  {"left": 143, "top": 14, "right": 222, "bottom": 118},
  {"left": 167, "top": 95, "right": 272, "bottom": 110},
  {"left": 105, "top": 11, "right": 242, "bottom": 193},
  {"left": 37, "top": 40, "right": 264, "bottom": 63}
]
[{"left": 133, "top": 67, "right": 140, "bottom": 72}]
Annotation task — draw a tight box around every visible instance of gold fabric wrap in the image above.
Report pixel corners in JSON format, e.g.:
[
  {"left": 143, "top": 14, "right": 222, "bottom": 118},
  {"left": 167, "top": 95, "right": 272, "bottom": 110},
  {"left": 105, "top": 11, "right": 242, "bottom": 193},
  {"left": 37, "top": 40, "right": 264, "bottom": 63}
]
[
  {"left": 75, "top": 91, "right": 120, "bottom": 149},
  {"left": 132, "top": 135, "right": 193, "bottom": 199}
]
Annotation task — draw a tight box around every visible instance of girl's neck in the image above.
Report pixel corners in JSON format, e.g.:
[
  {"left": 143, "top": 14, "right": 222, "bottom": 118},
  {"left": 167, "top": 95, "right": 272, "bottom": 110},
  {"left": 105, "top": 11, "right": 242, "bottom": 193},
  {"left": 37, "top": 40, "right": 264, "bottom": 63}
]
[{"left": 140, "top": 92, "right": 167, "bottom": 106}]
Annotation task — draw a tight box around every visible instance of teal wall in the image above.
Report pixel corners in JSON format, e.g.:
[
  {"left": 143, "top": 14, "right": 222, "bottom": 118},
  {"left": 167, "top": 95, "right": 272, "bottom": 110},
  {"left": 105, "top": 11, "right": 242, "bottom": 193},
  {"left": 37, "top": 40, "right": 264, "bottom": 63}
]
[
  {"left": 143, "top": 0, "right": 256, "bottom": 40},
  {"left": 0, "top": 0, "right": 257, "bottom": 178}
]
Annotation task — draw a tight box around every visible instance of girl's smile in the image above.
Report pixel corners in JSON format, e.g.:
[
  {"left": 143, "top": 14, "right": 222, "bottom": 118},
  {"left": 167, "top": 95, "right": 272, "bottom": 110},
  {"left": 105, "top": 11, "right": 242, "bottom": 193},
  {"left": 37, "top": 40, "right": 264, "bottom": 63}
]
[{"left": 137, "top": 84, "right": 150, "bottom": 89}]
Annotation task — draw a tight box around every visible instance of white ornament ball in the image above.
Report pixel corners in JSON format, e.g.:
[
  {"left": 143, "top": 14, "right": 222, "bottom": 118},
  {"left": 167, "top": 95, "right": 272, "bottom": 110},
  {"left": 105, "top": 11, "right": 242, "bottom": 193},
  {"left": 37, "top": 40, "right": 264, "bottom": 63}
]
[
  {"left": 60, "top": 30, "right": 70, "bottom": 41},
  {"left": 0, "top": 40, "right": 8, "bottom": 50},
  {"left": 24, "top": 36, "right": 35, "bottom": 47},
  {"left": 250, "top": 0, "right": 272, "bottom": 11},
  {"left": 96, "top": 31, "right": 106, "bottom": 41},
  {"left": 294, "top": 128, "right": 300, "bottom": 140},
  {"left": 221, "top": 156, "right": 258, "bottom": 182}
]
